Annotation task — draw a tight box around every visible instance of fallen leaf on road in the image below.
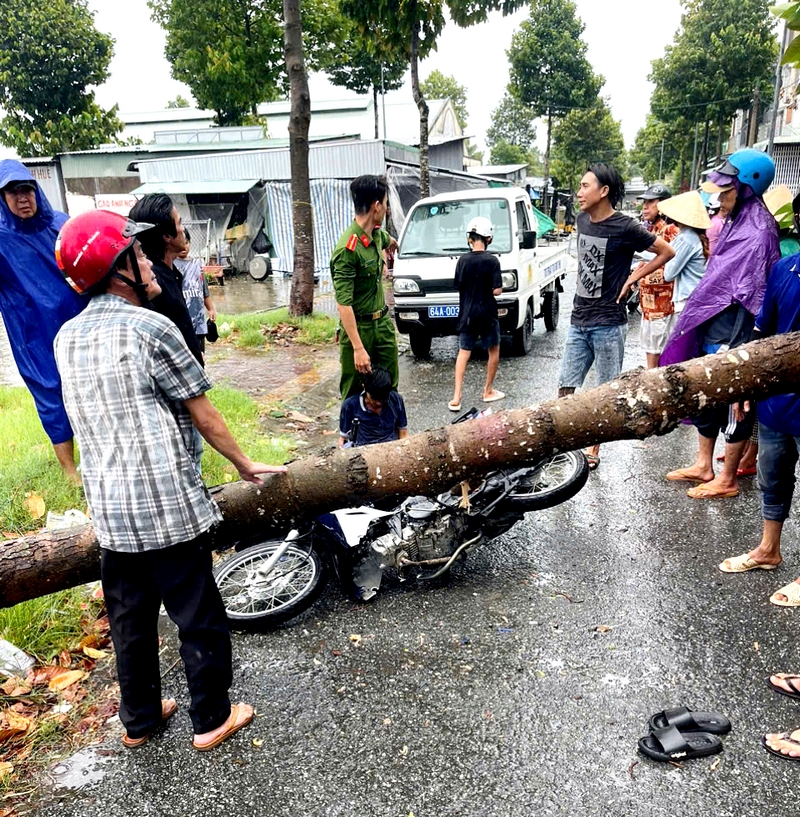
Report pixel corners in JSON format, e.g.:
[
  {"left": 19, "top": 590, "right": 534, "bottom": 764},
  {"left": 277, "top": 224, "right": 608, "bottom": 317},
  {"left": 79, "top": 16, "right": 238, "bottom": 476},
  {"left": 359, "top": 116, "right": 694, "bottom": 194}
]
[
  {"left": 48, "top": 670, "right": 87, "bottom": 692},
  {"left": 349, "top": 634, "right": 362, "bottom": 645},
  {"left": 82, "top": 647, "right": 107, "bottom": 659},
  {"left": 400, "top": 745, "right": 409, "bottom": 756},
  {"left": 287, "top": 411, "right": 314, "bottom": 424},
  {"left": 383, "top": 718, "right": 392, "bottom": 726},
  {"left": 252, "top": 738, "right": 264, "bottom": 747},
  {"left": 754, "top": 642, "right": 760, "bottom": 652},
  {"left": 0, "top": 761, "right": 12, "bottom": 778},
  {"left": 24, "top": 492, "right": 45, "bottom": 520},
  {"left": 595, "top": 625, "right": 612, "bottom": 633},
  {"left": 0, "top": 710, "right": 31, "bottom": 743}
]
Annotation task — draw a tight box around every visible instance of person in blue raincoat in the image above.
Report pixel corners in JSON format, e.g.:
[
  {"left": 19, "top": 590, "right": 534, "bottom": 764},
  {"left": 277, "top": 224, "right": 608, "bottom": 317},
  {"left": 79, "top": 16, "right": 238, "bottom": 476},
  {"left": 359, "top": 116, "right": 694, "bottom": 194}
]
[{"left": 0, "top": 159, "right": 85, "bottom": 482}]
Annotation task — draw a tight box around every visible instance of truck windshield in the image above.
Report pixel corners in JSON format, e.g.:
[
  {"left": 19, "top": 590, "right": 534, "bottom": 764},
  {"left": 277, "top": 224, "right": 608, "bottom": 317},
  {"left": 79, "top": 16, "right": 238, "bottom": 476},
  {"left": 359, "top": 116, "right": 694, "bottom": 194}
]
[{"left": 398, "top": 199, "right": 512, "bottom": 257}]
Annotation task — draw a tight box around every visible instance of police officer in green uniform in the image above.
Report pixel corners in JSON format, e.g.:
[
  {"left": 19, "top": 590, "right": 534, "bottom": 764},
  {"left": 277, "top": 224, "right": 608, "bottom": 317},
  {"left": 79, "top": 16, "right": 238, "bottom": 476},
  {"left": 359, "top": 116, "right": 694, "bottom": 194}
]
[{"left": 331, "top": 175, "right": 399, "bottom": 399}]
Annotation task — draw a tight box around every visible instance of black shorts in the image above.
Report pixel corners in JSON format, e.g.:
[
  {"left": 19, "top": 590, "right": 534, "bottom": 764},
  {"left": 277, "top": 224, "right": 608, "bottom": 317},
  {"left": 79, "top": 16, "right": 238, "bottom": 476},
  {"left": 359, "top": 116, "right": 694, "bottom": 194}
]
[{"left": 693, "top": 403, "right": 755, "bottom": 444}]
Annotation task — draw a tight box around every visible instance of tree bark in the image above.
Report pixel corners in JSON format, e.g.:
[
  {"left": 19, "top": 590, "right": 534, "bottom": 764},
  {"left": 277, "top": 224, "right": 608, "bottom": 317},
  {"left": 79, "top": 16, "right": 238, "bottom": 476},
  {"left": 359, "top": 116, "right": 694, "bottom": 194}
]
[
  {"left": 409, "top": 4, "right": 429, "bottom": 199},
  {"left": 4, "top": 333, "right": 800, "bottom": 609},
  {"left": 373, "top": 84, "right": 379, "bottom": 140},
  {"left": 748, "top": 85, "right": 760, "bottom": 148},
  {"left": 284, "top": 0, "right": 314, "bottom": 317}
]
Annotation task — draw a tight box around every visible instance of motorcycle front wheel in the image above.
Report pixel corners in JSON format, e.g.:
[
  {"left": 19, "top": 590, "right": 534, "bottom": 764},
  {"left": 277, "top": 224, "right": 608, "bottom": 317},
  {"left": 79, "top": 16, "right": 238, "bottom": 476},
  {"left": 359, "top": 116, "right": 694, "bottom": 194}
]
[
  {"left": 503, "top": 451, "right": 589, "bottom": 511},
  {"left": 213, "top": 541, "right": 327, "bottom": 630}
]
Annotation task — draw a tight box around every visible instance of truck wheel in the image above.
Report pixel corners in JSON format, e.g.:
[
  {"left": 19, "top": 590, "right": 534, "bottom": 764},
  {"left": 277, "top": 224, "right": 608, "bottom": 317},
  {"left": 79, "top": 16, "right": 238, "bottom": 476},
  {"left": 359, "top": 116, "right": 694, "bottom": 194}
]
[
  {"left": 543, "top": 290, "right": 560, "bottom": 331},
  {"left": 409, "top": 330, "right": 432, "bottom": 359},
  {"left": 512, "top": 301, "right": 535, "bottom": 356}
]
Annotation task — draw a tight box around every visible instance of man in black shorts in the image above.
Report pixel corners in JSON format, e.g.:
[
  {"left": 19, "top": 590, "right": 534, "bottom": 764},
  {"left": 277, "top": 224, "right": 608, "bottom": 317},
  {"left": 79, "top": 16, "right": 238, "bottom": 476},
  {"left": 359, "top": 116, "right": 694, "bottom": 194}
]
[{"left": 449, "top": 216, "right": 504, "bottom": 411}]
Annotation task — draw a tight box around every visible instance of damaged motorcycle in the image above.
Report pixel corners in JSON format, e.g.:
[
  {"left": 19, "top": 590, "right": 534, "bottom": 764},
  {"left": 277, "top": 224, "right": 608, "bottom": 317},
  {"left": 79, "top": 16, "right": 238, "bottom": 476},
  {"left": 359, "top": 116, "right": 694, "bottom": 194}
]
[{"left": 213, "top": 410, "right": 589, "bottom": 630}]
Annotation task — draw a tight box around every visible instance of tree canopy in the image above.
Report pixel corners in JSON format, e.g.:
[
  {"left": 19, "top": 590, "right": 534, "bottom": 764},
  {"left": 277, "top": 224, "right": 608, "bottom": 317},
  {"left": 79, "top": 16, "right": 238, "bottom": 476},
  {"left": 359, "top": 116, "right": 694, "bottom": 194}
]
[
  {"left": 486, "top": 93, "right": 537, "bottom": 151},
  {"left": 0, "top": 0, "right": 121, "bottom": 156},
  {"left": 506, "top": 0, "right": 601, "bottom": 207},
  {"left": 340, "top": 0, "right": 526, "bottom": 196},
  {"left": 641, "top": 0, "right": 778, "bottom": 185},
  {"left": 149, "top": 0, "right": 338, "bottom": 126},
  {"left": 419, "top": 70, "right": 469, "bottom": 127},
  {"left": 550, "top": 98, "right": 626, "bottom": 191}
]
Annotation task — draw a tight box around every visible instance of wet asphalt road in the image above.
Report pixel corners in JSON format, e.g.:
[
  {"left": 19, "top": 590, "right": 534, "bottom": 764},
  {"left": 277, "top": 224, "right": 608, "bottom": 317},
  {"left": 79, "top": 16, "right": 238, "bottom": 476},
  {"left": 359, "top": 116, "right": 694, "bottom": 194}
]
[{"left": 37, "top": 271, "right": 800, "bottom": 816}]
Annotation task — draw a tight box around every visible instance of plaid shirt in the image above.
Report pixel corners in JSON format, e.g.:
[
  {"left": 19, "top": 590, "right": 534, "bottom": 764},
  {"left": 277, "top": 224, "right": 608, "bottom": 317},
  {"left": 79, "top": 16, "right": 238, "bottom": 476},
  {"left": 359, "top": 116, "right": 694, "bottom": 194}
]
[{"left": 54, "top": 295, "right": 223, "bottom": 552}]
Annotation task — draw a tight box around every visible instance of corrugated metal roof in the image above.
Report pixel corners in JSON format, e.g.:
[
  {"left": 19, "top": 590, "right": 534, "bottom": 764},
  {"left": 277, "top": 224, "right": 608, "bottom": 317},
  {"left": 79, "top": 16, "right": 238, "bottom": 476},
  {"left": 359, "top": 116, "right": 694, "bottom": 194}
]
[
  {"left": 137, "top": 140, "right": 386, "bottom": 184},
  {"left": 131, "top": 179, "right": 260, "bottom": 195}
]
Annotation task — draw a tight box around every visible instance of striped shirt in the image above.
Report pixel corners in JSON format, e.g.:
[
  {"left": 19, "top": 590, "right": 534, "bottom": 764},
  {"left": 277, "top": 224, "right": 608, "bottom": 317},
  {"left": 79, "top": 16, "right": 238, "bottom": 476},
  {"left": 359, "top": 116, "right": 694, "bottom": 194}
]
[{"left": 54, "top": 295, "right": 222, "bottom": 552}]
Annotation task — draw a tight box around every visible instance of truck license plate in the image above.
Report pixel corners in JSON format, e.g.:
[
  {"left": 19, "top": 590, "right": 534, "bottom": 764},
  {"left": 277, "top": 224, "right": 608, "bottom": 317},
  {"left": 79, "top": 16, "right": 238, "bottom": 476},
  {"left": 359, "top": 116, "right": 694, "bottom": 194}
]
[{"left": 428, "top": 305, "right": 459, "bottom": 318}]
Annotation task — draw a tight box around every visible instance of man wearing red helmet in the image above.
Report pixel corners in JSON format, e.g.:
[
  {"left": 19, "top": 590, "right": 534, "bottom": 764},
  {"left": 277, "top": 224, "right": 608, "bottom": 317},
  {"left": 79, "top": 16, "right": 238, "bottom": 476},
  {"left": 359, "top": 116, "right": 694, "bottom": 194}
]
[{"left": 53, "top": 210, "right": 287, "bottom": 752}]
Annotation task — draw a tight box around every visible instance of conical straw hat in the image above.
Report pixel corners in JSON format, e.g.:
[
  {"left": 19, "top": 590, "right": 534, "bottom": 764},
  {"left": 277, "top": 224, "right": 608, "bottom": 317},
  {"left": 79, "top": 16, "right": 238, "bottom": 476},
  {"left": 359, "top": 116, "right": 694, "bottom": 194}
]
[
  {"left": 658, "top": 191, "right": 712, "bottom": 230},
  {"left": 764, "top": 184, "right": 793, "bottom": 215}
]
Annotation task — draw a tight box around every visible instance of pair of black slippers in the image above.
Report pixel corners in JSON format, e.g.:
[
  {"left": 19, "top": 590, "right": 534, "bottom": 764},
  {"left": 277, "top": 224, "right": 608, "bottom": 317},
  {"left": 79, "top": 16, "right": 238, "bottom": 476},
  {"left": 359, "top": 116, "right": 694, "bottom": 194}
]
[{"left": 638, "top": 706, "right": 732, "bottom": 762}]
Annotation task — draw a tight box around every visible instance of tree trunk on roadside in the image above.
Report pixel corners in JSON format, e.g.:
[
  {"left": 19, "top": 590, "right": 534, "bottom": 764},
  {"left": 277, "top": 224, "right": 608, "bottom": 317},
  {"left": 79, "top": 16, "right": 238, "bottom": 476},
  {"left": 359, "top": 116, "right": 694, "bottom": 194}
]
[
  {"left": 541, "top": 108, "right": 552, "bottom": 214},
  {"left": 700, "top": 119, "right": 710, "bottom": 174},
  {"left": 409, "top": 4, "right": 429, "bottom": 199},
  {"left": 373, "top": 85, "right": 379, "bottom": 140},
  {"left": 4, "top": 333, "right": 800, "bottom": 608},
  {"left": 284, "top": 0, "right": 314, "bottom": 316}
]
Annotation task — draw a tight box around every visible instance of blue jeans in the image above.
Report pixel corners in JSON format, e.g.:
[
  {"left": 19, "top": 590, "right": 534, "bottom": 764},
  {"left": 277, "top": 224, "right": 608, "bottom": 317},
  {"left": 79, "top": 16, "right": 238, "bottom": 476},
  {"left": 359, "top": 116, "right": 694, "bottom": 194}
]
[
  {"left": 558, "top": 324, "right": 627, "bottom": 389},
  {"left": 758, "top": 423, "right": 800, "bottom": 522}
]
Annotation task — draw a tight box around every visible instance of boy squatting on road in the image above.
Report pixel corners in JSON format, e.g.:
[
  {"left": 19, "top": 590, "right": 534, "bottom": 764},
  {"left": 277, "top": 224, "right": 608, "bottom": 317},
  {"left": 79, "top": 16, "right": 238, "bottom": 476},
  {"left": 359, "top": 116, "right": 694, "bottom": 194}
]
[
  {"left": 53, "top": 210, "right": 287, "bottom": 752},
  {"left": 338, "top": 366, "right": 409, "bottom": 448},
  {"left": 448, "top": 216, "right": 506, "bottom": 412}
]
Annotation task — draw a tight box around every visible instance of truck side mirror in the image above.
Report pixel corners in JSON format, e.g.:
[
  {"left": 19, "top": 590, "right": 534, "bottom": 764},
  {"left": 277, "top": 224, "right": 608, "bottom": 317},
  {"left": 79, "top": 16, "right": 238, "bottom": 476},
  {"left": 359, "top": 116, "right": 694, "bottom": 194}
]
[{"left": 522, "top": 230, "right": 537, "bottom": 250}]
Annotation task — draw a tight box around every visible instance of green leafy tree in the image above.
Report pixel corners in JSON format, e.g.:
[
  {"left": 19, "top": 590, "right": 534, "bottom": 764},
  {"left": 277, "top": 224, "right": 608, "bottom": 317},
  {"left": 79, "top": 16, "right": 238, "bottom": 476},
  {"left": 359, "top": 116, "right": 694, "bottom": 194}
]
[
  {"left": 167, "top": 95, "right": 191, "bottom": 109},
  {"left": 149, "top": 0, "right": 338, "bottom": 126},
  {"left": 488, "top": 140, "right": 543, "bottom": 175},
  {"left": 341, "top": 0, "right": 526, "bottom": 197},
  {"left": 322, "top": 17, "right": 406, "bottom": 139},
  {"left": 0, "top": 0, "right": 121, "bottom": 156},
  {"left": 629, "top": 114, "right": 687, "bottom": 184},
  {"left": 648, "top": 0, "right": 777, "bottom": 179},
  {"left": 465, "top": 141, "right": 484, "bottom": 162},
  {"left": 507, "top": 0, "right": 601, "bottom": 210},
  {"left": 419, "top": 69, "right": 469, "bottom": 127},
  {"left": 772, "top": 3, "right": 800, "bottom": 66},
  {"left": 550, "top": 98, "right": 625, "bottom": 191},
  {"left": 486, "top": 93, "right": 537, "bottom": 150}
]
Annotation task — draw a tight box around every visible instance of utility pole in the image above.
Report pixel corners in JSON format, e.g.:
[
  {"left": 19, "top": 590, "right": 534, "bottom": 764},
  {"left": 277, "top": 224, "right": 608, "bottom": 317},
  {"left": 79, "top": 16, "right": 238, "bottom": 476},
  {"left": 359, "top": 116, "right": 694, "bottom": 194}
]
[
  {"left": 747, "top": 84, "right": 761, "bottom": 147},
  {"left": 381, "top": 62, "right": 387, "bottom": 140},
  {"left": 658, "top": 138, "right": 665, "bottom": 181},
  {"left": 768, "top": 21, "right": 788, "bottom": 156},
  {"left": 690, "top": 122, "right": 700, "bottom": 189}
]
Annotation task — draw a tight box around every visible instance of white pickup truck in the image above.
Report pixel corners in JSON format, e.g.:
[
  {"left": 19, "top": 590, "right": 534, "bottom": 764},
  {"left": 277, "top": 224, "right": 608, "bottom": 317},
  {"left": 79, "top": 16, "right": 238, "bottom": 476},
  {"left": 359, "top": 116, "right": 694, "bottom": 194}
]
[{"left": 392, "top": 188, "right": 571, "bottom": 358}]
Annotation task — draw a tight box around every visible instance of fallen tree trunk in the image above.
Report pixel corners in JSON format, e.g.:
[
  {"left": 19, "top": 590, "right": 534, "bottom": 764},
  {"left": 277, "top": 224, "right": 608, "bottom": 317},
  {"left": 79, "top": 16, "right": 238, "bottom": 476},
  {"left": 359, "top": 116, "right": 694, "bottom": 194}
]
[{"left": 3, "top": 333, "right": 800, "bottom": 608}]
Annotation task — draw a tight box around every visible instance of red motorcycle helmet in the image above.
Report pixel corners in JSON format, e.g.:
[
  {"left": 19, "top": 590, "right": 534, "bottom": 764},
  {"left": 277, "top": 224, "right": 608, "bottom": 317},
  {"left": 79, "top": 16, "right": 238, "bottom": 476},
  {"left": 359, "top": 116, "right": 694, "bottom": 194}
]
[{"left": 55, "top": 210, "right": 153, "bottom": 295}]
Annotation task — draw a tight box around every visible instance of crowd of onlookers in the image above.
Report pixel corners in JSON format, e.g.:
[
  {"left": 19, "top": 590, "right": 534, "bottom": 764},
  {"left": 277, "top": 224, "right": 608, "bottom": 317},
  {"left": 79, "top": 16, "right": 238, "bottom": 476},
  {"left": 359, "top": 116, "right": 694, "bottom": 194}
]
[{"left": 4, "top": 155, "right": 800, "bottom": 759}]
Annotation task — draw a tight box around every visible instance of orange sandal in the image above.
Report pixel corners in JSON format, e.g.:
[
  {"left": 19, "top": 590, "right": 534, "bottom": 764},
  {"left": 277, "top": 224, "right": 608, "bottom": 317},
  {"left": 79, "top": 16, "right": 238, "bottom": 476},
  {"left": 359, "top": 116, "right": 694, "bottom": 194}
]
[
  {"left": 122, "top": 698, "right": 178, "bottom": 748},
  {"left": 192, "top": 703, "right": 254, "bottom": 752}
]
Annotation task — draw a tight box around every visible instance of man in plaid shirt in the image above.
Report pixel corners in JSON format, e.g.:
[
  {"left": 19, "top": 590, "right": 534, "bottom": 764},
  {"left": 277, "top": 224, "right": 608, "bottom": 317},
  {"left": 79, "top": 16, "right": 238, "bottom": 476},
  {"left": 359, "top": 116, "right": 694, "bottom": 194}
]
[{"left": 53, "top": 210, "right": 287, "bottom": 752}]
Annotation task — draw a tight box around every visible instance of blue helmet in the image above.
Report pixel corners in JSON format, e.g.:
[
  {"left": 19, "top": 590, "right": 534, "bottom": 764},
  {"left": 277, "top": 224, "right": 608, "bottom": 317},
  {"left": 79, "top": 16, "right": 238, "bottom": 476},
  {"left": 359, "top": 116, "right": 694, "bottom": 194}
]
[{"left": 716, "top": 149, "right": 775, "bottom": 196}]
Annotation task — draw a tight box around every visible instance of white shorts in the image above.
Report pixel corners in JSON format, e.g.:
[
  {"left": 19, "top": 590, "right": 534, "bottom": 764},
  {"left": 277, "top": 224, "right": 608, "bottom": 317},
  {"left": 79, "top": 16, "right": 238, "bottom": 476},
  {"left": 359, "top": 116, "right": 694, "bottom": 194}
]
[{"left": 640, "top": 314, "right": 674, "bottom": 354}]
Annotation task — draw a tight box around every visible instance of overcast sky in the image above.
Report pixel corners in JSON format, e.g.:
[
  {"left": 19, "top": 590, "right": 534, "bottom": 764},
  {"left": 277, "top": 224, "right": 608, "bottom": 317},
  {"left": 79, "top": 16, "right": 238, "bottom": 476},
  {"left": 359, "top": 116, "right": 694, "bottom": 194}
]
[{"left": 1, "top": 0, "right": 686, "bottom": 161}]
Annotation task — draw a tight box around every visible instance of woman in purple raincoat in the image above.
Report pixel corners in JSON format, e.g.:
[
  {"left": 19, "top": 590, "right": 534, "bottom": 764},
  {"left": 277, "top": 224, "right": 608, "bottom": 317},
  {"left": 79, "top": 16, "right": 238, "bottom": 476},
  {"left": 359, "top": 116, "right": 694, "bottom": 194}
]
[
  {"left": 0, "top": 159, "right": 85, "bottom": 482},
  {"left": 662, "top": 149, "right": 780, "bottom": 500}
]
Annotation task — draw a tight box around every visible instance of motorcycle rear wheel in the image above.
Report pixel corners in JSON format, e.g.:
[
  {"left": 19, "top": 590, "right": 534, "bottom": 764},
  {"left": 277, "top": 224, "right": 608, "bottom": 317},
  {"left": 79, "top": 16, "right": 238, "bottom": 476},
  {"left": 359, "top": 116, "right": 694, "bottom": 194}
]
[
  {"left": 213, "top": 541, "right": 327, "bottom": 630},
  {"left": 504, "top": 451, "right": 589, "bottom": 511}
]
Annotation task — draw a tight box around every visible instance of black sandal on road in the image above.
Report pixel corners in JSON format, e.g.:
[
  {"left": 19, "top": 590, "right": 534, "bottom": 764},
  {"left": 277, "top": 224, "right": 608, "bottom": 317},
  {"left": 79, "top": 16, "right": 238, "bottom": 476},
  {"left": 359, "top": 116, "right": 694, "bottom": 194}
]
[
  {"left": 638, "top": 725, "right": 722, "bottom": 762},
  {"left": 767, "top": 674, "right": 800, "bottom": 701},
  {"left": 647, "top": 706, "right": 731, "bottom": 736}
]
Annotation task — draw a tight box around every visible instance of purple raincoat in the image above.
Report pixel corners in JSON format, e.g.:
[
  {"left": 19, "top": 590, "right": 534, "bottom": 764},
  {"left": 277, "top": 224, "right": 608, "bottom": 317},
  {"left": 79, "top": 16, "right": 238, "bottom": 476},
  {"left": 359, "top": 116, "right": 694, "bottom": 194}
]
[{"left": 660, "top": 181, "right": 780, "bottom": 365}]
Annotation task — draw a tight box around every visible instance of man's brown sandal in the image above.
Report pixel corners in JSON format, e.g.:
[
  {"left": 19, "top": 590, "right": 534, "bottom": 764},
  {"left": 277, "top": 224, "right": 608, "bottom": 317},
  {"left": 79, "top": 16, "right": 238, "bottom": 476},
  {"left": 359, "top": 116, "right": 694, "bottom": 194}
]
[{"left": 122, "top": 698, "right": 179, "bottom": 748}]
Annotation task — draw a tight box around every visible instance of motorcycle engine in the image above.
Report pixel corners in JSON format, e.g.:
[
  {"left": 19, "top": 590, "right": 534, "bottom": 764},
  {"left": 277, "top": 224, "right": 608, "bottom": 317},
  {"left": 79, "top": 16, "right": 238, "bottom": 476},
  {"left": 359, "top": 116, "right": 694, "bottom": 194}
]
[{"left": 400, "top": 497, "right": 469, "bottom": 561}]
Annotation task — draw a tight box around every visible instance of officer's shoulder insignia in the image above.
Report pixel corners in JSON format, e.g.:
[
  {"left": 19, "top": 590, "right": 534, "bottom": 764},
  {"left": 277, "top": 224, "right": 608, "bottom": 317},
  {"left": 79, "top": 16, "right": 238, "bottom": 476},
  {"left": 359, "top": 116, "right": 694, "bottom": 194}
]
[
  {"left": 361, "top": 234, "right": 370, "bottom": 248},
  {"left": 345, "top": 234, "right": 358, "bottom": 252}
]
